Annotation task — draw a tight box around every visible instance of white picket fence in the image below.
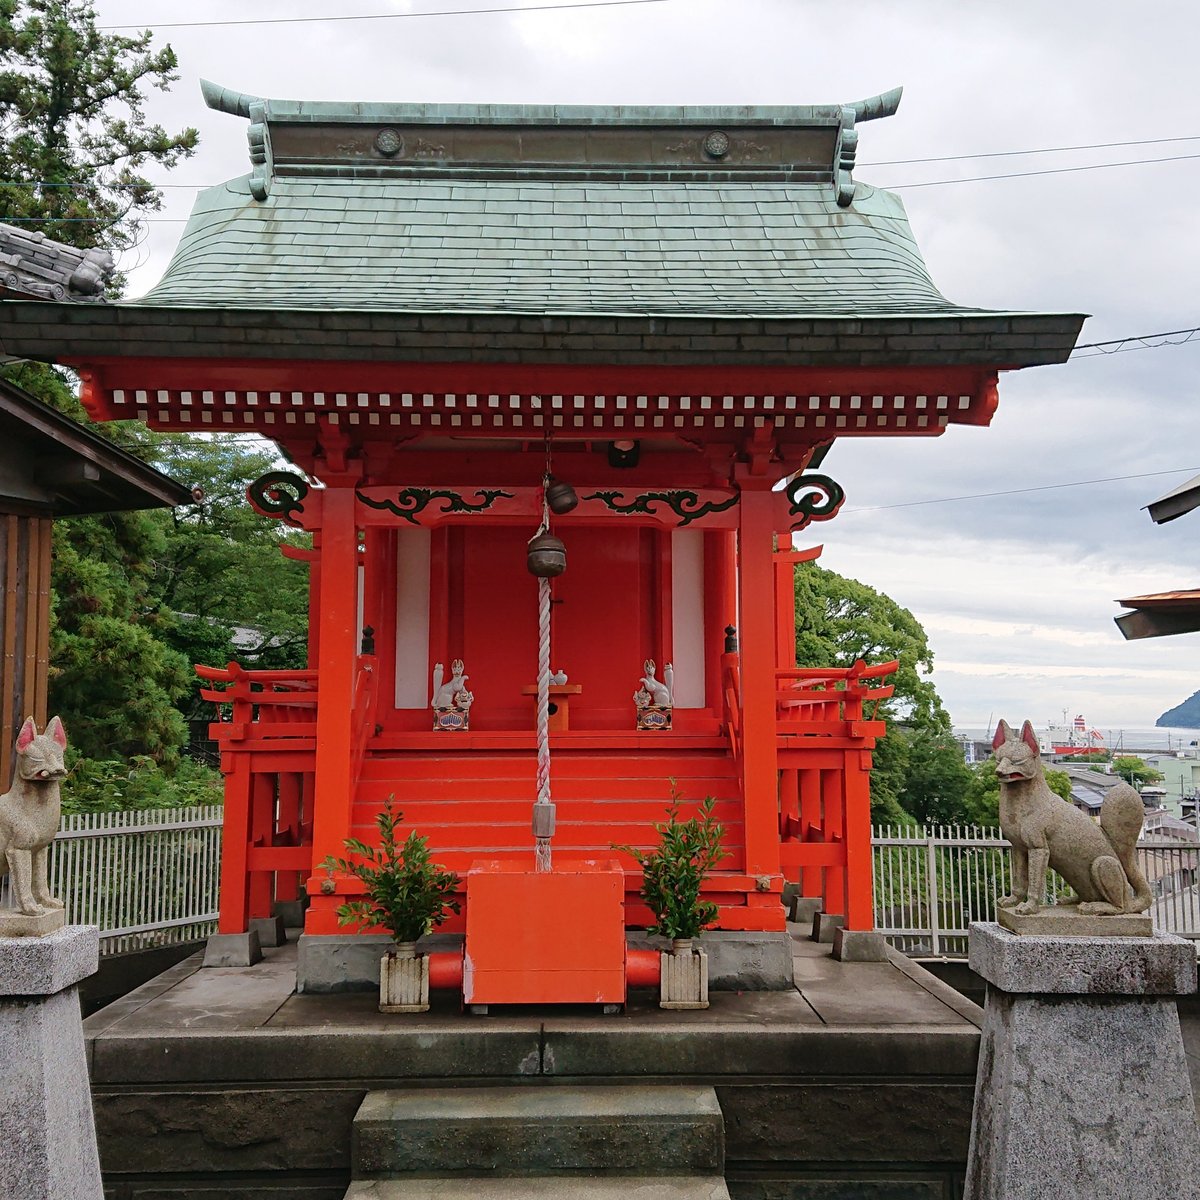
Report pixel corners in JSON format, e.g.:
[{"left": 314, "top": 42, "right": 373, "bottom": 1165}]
[
  {"left": 0, "top": 807, "right": 223, "bottom": 955},
  {"left": 873, "top": 823, "right": 1200, "bottom": 957},
  {"left": 4, "top": 811, "right": 1197, "bottom": 960}
]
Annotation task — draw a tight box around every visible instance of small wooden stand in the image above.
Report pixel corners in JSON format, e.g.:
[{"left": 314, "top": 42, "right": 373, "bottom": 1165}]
[{"left": 521, "top": 683, "right": 582, "bottom": 732}]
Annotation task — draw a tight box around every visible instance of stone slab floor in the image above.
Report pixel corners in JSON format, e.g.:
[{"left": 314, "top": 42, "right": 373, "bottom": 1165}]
[{"left": 79, "top": 926, "right": 1200, "bottom": 1199}]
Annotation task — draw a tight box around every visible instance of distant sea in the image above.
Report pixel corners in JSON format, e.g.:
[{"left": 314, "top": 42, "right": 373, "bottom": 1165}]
[{"left": 952, "top": 725, "right": 1200, "bottom": 754}]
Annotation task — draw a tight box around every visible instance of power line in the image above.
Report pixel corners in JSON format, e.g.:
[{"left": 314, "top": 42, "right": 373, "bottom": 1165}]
[
  {"left": 885, "top": 151, "right": 1200, "bottom": 191},
  {"left": 844, "top": 467, "right": 1200, "bottom": 515},
  {"left": 864, "top": 134, "right": 1200, "bottom": 168},
  {"left": 99, "top": 0, "right": 668, "bottom": 31},
  {"left": 1070, "top": 327, "right": 1200, "bottom": 358}
]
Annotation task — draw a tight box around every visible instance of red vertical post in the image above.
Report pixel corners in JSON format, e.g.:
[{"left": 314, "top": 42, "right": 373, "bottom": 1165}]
[
  {"left": 774, "top": 531, "right": 795, "bottom": 672},
  {"left": 798, "top": 767, "right": 823, "bottom": 898},
  {"left": 248, "top": 771, "right": 275, "bottom": 919},
  {"left": 821, "top": 763, "right": 846, "bottom": 916},
  {"left": 779, "top": 766, "right": 799, "bottom": 866},
  {"left": 306, "top": 488, "right": 360, "bottom": 934},
  {"left": 736, "top": 485, "right": 782, "bottom": 891},
  {"left": 843, "top": 749, "right": 876, "bottom": 930},
  {"left": 275, "top": 772, "right": 303, "bottom": 903},
  {"left": 307, "top": 530, "right": 323, "bottom": 669},
  {"left": 217, "top": 754, "right": 252, "bottom": 934}
]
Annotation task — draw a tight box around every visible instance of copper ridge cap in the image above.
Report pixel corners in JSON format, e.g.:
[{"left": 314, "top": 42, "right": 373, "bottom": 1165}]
[{"left": 198, "top": 79, "right": 903, "bottom": 126}]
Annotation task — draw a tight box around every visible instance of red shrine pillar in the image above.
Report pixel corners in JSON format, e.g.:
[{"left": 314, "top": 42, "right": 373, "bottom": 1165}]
[
  {"left": 736, "top": 481, "right": 784, "bottom": 928},
  {"left": 306, "top": 487, "right": 360, "bottom": 934}
]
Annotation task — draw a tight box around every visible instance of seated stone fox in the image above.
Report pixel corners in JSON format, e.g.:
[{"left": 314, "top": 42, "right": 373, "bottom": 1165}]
[
  {"left": 992, "top": 719, "right": 1152, "bottom": 917},
  {"left": 0, "top": 716, "right": 67, "bottom": 917}
]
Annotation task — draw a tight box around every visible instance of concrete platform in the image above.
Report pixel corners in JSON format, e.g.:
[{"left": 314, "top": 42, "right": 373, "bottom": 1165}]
[{"left": 84, "top": 923, "right": 987, "bottom": 1199}]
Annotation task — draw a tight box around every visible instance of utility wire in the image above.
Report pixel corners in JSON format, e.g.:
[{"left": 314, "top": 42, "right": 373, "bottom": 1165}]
[
  {"left": 1070, "top": 327, "right": 1200, "bottom": 358},
  {"left": 864, "top": 134, "right": 1200, "bottom": 167},
  {"left": 99, "top": 0, "right": 668, "bottom": 31},
  {"left": 844, "top": 467, "right": 1200, "bottom": 515},
  {"left": 884, "top": 151, "right": 1200, "bottom": 191}
]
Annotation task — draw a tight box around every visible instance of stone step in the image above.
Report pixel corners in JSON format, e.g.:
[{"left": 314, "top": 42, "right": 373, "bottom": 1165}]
[
  {"left": 345, "top": 1178, "right": 732, "bottom": 1199},
  {"left": 351, "top": 1085, "right": 725, "bottom": 1179}
]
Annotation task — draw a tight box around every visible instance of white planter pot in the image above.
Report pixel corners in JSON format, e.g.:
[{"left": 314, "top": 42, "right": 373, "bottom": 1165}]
[
  {"left": 659, "top": 938, "right": 709, "bottom": 1010},
  {"left": 380, "top": 942, "right": 430, "bottom": 1013}
]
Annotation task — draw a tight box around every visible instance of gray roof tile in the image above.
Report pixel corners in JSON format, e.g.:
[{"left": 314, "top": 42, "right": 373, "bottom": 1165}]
[{"left": 140, "top": 177, "right": 988, "bottom": 317}]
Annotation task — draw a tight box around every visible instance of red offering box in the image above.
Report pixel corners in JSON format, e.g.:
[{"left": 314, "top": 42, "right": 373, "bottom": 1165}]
[{"left": 463, "top": 859, "right": 626, "bottom": 1005}]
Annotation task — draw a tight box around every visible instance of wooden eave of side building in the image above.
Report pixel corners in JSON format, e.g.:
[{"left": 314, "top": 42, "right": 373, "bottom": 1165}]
[
  {"left": 1115, "top": 590, "right": 1200, "bottom": 641},
  {"left": 0, "top": 376, "right": 191, "bottom": 515}
]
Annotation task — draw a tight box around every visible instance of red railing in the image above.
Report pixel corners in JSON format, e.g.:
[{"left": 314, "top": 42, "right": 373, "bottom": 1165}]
[
  {"left": 197, "top": 662, "right": 319, "bottom": 742},
  {"left": 775, "top": 658, "right": 898, "bottom": 931},
  {"left": 198, "top": 655, "right": 377, "bottom": 934}
]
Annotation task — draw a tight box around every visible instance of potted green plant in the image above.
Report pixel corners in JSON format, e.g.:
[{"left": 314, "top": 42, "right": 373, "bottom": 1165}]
[
  {"left": 321, "top": 797, "right": 460, "bottom": 1013},
  {"left": 620, "top": 794, "right": 725, "bottom": 1009}
]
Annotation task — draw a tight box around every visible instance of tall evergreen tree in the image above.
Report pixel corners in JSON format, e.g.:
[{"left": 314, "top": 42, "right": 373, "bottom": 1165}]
[{"left": 0, "top": 0, "right": 197, "bottom": 268}]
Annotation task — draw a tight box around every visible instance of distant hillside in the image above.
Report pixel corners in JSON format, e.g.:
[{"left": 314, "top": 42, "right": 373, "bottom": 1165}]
[{"left": 1157, "top": 691, "right": 1200, "bottom": 727}]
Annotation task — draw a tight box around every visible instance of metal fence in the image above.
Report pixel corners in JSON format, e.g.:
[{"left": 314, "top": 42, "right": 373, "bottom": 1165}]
[
  {"left": 0, "top": 807, "right": 224, "bottom": 956},
  {"left": 873, "top": 823, "right": 1200, "bottom": 956},
  {"left": 5, "top": 811, "right": 1197, "bottom": 960}
]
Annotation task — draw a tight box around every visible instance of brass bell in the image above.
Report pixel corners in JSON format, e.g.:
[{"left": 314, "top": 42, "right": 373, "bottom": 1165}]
[
  {"left": 545, "top": 477, "right": 579, "bottom": 514},
  {"left": 527, "top": 529, "right": 567, "bottom": 577}
]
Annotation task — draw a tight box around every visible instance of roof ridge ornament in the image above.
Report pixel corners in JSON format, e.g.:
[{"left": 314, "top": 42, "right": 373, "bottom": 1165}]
[
  {"left": 199, "top": 79, "right": 262, "bottom": 118},
  {"left": 0, "top": 224, "right": 114, "bottom": 302},
  {"left": 835, "top": 86, "right": 903, "bottom": 208},
  {"left": 201, "top": 81, "right": 273, "bottom": 198}
]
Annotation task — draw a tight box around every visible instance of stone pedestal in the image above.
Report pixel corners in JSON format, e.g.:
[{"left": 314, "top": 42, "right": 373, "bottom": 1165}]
[
  {"left": 0, "top": 925, "right": 103, "bottom": 1199},
  {"left": 965, "top": 921, "right": 1200, "bottom": 1200},
  {"left": 203, "top": 928, "right": 262, "bottom": 968}
]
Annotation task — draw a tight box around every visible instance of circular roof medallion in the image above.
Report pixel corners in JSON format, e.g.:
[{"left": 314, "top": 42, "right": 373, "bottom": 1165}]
[
  {"left": 374, "top": 128, "right": 404, "bottom": 157},
  {"left": 703, "top": 130, "right": 730, "bottom": 159}
]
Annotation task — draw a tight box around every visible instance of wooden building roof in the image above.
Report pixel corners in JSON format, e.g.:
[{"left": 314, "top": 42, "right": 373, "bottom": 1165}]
[{"left": 0, "top": 377, "right": 191, "bottom": 516}]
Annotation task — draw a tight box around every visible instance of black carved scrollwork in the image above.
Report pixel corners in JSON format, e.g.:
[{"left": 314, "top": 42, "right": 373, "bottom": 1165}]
[
  {"left": 247, "top": 471, "right": 310, "bottom": 526},
  {"left": 356, "top": 487, "right": 514, "bottom": 525},
  {"left": 581, "top": 489, "right": 737, "bottom": 528},
  {"left": 785, "top": 473, "right": 846, "bottom": 530}
]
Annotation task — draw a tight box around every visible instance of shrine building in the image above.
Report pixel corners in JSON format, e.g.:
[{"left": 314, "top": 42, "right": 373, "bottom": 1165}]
[{"left": 0, "top": 83, "right": 1083, "bottom": 994}]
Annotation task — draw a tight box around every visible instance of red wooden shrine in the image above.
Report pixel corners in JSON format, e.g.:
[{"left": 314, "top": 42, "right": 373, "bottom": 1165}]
[{"left": 0, "top": 85, "right": 1082, "bottom": 967}]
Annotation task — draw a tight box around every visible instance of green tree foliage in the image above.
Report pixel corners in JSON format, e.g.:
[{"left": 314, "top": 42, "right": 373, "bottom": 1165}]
[
  {"left": 0, "top": 0, "right": 197, "bottom": 269},
  {"left": 793, "top": 563, "right": 970, "bottom": 824},
  {"left": 1100, "top": 756, "right": 1164, "bottom": 791},
  {"left": 60, "top": 752, "right": 223, "bottom": 814},
  {"left": 150, "top": 437, "right": 310, "bottom": 680}
]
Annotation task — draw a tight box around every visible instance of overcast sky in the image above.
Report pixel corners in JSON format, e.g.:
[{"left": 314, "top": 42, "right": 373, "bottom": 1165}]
[{"left": 89, "top": 0, "right": 1200, "bottom": 734}]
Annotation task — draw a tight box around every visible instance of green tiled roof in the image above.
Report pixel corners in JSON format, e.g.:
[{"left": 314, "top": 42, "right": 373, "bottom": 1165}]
[{"left": 142, "top": 174, "right": 969, "bottom": 317}]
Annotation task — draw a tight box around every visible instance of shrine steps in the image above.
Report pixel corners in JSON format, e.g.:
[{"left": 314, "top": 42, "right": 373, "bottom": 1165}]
[
  {"left": 343, "top": 1084, "right": 729, "bottom": 1200},
  {"left": 354, "top": 747, "right": 745, "bottom": 871},
  {"left": 345, "top": 1180, "right": 729, "bottom": 1198}
]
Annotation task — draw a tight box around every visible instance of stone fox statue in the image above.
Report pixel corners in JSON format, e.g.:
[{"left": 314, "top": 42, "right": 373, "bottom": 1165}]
[
  {"left": 992, "top": 719, "right": 1152, "bottom": 917},
  {"left": 0, "top": 717, "right": 67, "bottom": 916}
]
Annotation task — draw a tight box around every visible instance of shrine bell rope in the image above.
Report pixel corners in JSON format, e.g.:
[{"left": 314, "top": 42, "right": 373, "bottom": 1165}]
[{"left": 533, "top": 473, "right": 555, "bottom": 872}]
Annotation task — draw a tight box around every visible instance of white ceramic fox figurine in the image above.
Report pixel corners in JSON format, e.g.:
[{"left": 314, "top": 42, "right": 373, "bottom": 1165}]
[{"left": 0, "top": 716, "right": 68, "bottom": 916}]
